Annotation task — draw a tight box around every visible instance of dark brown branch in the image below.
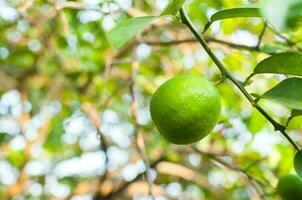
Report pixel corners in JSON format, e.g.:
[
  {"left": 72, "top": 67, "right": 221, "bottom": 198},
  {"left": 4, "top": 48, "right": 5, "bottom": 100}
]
[
  {"left": 192, "top": 147, "right": 266, "bottom": 199},
  {"left": 267, "top": 22, "right": 302, "bottom": 51},
  {"left": 129, "top": 59, "right": 154, "bottom": 199},
  {"left": 105, "top": 157, "right": 165, "bottom": 199},
  {"left": 82, "top": 103, "right": 110, "bottom": 199},
  {"left": 256, "top": 23, "right": 267, "bottom": 48},
  {"left": 206, "top": 37, "right": 260, "bottom": 51},
  {"left": 139, "top": 36, "right": 261, "bottom": 51}
]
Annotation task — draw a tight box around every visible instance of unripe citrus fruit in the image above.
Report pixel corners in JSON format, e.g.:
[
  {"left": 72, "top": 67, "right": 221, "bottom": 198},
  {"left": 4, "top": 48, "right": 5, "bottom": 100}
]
[
  {"left": 294, "top": 150, "right": 302, "bottom": 177},
  {"left": 150, "top": 75, "right": 221, "bottom": 144},
  {"left": 277, "top": 174, "right": 302, "bottom": 200}
]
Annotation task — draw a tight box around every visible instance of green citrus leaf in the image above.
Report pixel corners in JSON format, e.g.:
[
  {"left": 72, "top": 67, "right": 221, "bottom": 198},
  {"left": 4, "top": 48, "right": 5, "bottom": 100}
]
[
  {"left": 286, "top": 109, "right": 302, "bottom": 126},
  {"left": 254, "top": 53, "right": 302, "bottom": 76},
  {"left": 210, "top": 8, "right": 261, "bottom": 21},
  {"left": 204, "top": 7, "right": 262, "bottom": 32},
  {"left": 160, "top": 0, "right": 185, "bottom": 16},
  {"left": 262, "top": 78, "right": 302, "bottom": 110},
  {"left": 292, "top": 109, "right": 302, "bottom": 117},
  {"left": 286, "top": 109, "right": 302, "bottom": 127},
  {"left": 108, "top": 16, "right": 156, "bottom": 49},
  {"left": 295, "top": 150, "right": 302, "bottom": 177},
  {"left": 108, "top": 0, "right": 186, "bottom": 49}
]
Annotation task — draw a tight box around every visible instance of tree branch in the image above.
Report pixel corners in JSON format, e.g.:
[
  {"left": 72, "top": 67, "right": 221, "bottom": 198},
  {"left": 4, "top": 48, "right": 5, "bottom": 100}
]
[
  {"left": 192, "top": 147, "right": 266, "bottom": 199},
  {"left": 129, "top": 58, "right": 154, "bottom": 199},
  {"left": 256, "top": 22, "right": 267, "bottom": 48},
  {"left": 267, "top": 22, "right": 302, "bottom": 52},
  {"left": 139, "top": 37, "right": 261, "bottom": 51},
  {"left": 179, "top": 7, "right": 299, "bottom": 151},
  {"left": 105, "top": 157, "right": 165, "bottom": 199},
  {"left": 82, "top": 103, "right": 110, "bottom": 199}
]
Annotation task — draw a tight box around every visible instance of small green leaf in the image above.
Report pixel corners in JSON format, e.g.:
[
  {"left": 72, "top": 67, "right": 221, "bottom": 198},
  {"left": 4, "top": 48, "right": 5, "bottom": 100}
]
[
  {"left": 108, "top": 0, "right": 186, "bottom": 49},
  {"left": 292, "top": 109, "right": 302, "bottom": 117},
  {"left": 286, "top": 109, "right": 302, "bottom": 127},
  {"left": 204, "top": 8, "right": 262, "bottom": 32},
  {"left": 210, "top": 8, "right": 261, "bottom": 21},
  {"left": 108, "top": 16, "right": 156, "bottom": 49},
  {"left": 160, "top": 0, "right": 185, "bottom": 16},
  {"left": 294, "top": 150, "right": 302, "bottom": 178},
  {"left": 262, "top": 77, "right": 302, "bottom": 110},
  {"left": 254, "top": 52, "right": 302, "bottom": 76},
  {"left": 286, "top": 109, "right": 302, "bottom": 126}
]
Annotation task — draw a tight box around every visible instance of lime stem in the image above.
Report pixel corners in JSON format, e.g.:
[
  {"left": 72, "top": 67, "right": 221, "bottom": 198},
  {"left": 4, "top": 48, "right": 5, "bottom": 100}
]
[{"left": 179, "top": 7, "right": 299, "bottom": 151}]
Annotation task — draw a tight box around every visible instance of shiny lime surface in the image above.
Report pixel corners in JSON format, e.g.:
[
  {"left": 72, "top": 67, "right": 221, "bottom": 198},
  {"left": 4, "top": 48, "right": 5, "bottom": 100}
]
[{"left": 150, "top": 75, "right": 221, "bottom": 144}]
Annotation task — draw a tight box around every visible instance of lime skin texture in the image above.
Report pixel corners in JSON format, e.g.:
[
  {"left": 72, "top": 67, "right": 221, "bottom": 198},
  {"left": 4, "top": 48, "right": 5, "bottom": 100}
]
[
  {"left": 150, "top": 75, "right": 221, "bottom": 145},
  {"left": 294, "top": 149, "right": 302, "bottom": 177},
  {"left": 277, "top": 174, "right": 302, "bottom": 200}
]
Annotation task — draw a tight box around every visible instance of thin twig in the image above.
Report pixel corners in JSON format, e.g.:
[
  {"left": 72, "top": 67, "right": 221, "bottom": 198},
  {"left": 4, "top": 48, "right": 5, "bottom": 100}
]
[
  {"left": 82, "top": 103, "right": 109, "bottom": 199},
  {"left": 179, "top": 7, "right": 300, "bottom": 151},
  {"left": 129, "top": 58, "right": 154, "bottom": 199},
  {"left": 267, "top": 22, "right": 302, "bottom": 51},
  {"left": 105, "top": 157, "right": 165, "bottom": 199},
  {"left": 192, "top": 147, "right": 266, "bottom": 200},
  {"left": 256, "top": 22, "right": 267, "bottom": 48},
  {"left": 18, "top": 0, "right": 34, "bottom": 14},
  {"left": 139, "top": 37, "right": 261, "bottom": 51},
  {"left": 206, "top": 37, "right": 260, "bottom": 51},
  {"left": 105, "top": 0, "right": 114, "bottom": 16},
  {"left": 55, "top": 1, "right": 84, "bottom": 10}
]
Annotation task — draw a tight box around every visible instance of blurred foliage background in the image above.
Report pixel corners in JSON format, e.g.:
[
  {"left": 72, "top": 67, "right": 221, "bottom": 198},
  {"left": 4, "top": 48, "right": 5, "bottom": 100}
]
[{"left": 0, "top": 0, "right": 302, "bottom": 199}]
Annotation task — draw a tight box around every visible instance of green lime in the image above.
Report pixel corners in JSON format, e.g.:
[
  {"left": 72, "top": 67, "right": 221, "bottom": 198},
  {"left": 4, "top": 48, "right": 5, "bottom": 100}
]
[
  {"left": 294, "top": 149, "right": 302, "bottom": 177},
  {"left": 150, "top": 75, "right": 221, "bottom": 144},
  {"left": 277, "top": 174, "right": 302, "bottom": 200}
]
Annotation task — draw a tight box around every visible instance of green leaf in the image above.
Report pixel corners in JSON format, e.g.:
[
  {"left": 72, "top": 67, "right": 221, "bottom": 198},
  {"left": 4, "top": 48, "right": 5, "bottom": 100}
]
[
  {"left": 210, "top": 8, "right": 261, "bottom": 21},
  {"left": 108, "top": 0, "right": 186, "bottom": 49},
  {"left": 292, "top": 109, "right": 302, "bottom": 117},
  {"left": 262, "top": 77, "right": 302, "bottom": 110},
  {"left": 254, "top": 52, "right": 302, "bottom": 76},
  {"left": 160, "top": 0, "right": 186, "bottom": 16},
  {"left": 286, "top": 109, "right": 302, "bottom": 126},
  {"left": 204, "top": 7, "right": 262, "bottom": 32},
  {"left": 108, "top": 16, "right": 156, "bottom": 49},
  {"left": 294, "top": 150, "right": 302, "bottom": 177}
]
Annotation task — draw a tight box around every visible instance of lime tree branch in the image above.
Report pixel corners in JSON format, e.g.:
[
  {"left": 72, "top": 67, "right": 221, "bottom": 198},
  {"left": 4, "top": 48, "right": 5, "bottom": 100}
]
[
  {"left": 139, "top": 37, "right": 261, "bottom": 51},
  {"left": 82, "top": 103, "right": 110, "bottom": 200},
  {"left": 129, "top": 58, "right": 154, "bottom": 199},
  {"left": 256, "top": 22, "right": 267, "bottom": 48},
  {"left": 192, "top": 147, "right": 266, "bottom": 199},
  {"left": 266, "top": 22, "right": 302, "bottom": 52},
  {"left": 179, "top": 7, "right": 299, "bottom": 151},
  {"left": 105, "top": 156, "right": 165, "bottom": 199}
]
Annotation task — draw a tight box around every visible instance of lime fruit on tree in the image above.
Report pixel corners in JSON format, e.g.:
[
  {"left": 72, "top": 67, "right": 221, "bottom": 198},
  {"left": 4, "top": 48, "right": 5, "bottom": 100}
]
[
  {"left": 150, "top": 75, "right": 221, "bottom": 144},
  {"left": 277, "top": 174, "right": 302, "bottom": 200},
  {"left": 294, "top": 149, "right": 302, "bottom": 177}
]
